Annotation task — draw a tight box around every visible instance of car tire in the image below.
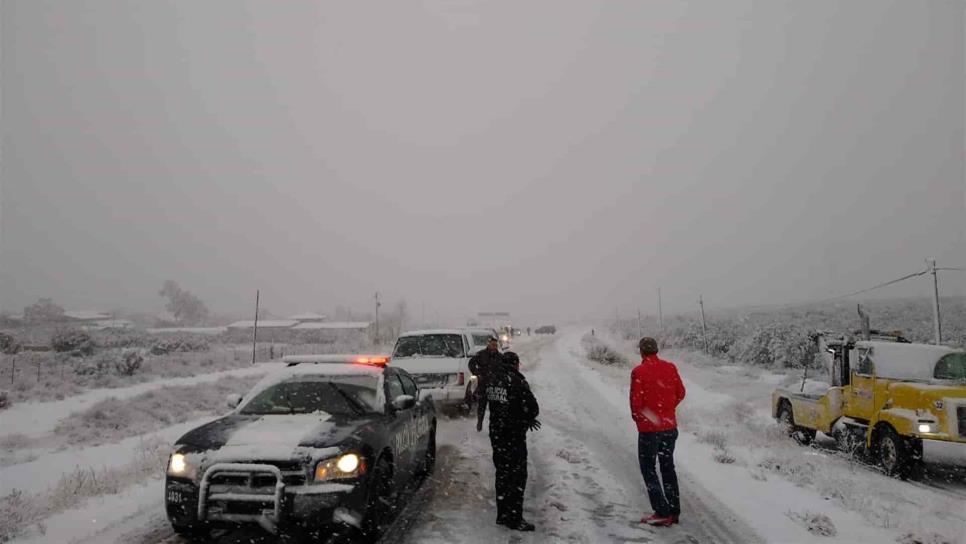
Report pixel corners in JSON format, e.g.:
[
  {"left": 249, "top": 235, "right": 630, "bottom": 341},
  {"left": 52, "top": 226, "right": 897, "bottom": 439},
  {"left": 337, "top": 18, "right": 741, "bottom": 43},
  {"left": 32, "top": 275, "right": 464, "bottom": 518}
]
[
  {"left": 359, "top": 457, "right": 394, "bottom": 543},
  {"left": 418, "top": 425, "right": 437, "bottom": 479},
  {"left": 878, "top": 426, "right": 914, "bottom": 479}
]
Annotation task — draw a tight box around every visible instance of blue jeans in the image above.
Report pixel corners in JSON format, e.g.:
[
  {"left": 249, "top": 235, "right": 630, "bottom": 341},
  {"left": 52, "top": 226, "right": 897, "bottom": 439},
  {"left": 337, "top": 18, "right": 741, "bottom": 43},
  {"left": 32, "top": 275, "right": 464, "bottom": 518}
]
[{"left": 637, "top": 429, "right": 680, "bottom": 517}]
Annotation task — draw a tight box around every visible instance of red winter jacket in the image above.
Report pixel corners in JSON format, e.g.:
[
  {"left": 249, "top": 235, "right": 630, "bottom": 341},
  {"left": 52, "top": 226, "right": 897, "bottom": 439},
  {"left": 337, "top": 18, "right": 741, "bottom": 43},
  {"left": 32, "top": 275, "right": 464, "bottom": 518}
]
[{"left": 629, "top": 354, "right": 686, "bottom": 433}]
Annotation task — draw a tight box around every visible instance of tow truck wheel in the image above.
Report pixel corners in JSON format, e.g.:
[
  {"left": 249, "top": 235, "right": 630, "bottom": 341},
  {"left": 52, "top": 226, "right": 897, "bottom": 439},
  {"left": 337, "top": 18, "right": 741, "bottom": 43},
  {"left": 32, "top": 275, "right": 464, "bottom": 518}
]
[
  {"left": 778, "top": 403, "right": 814, "bottom": 446},
  {"left": 878, "top": 426, "right": 913, "bottom": 479},
  {"left": 360, "top": 457, "right": 393, "bottom": 543}
]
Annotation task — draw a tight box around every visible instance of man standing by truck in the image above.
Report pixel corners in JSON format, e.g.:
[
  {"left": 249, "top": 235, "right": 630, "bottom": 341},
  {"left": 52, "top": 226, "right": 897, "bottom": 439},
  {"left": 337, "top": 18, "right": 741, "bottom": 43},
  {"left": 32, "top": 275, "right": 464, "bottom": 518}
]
[
  {"left": 630, "top": 337, "right": 686, "bottom": 527},
  {"left": 470, "top": 335, "right": 503, "bottom": 424}
]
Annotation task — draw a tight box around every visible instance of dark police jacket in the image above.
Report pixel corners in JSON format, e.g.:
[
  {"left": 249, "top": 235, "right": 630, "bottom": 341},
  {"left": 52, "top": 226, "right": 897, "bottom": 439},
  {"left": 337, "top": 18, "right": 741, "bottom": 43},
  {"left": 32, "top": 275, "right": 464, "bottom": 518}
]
[
  {"left": 484, "top": 363, "right": 539, "bottom": 432},
  {"left": 469, "top": 348, "right": 504, "bottom": 384}
]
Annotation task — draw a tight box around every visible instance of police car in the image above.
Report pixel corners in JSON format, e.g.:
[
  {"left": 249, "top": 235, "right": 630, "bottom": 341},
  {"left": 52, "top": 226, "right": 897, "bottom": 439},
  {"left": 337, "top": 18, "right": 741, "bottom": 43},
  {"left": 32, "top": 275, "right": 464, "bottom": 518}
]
[{"left": 164, "top": 355, "right": 436, "bottom": 542}]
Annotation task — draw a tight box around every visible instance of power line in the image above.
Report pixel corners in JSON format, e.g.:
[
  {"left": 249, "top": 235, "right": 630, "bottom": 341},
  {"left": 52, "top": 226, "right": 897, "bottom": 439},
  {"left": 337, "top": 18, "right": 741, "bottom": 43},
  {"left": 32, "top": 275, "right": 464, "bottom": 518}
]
[{"left": 738, "top": 267, "right": 931, "bottom": 312}]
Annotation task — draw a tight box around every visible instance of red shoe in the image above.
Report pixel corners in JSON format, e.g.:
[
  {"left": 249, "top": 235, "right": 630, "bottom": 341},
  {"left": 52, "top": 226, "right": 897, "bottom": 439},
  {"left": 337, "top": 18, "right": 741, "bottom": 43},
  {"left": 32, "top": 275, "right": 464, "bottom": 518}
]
[{"left": 644, "top": 515, "right": 675, "bottom": 527}]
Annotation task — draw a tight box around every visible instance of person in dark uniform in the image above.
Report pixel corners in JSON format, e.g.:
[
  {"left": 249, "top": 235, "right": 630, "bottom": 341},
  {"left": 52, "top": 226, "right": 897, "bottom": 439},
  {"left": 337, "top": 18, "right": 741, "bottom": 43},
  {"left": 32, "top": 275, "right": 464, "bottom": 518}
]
[
  {"left": 469, "top": 335, "right": 503, "bottom": 424},
  {"left": 482, "top": 351, "right": 540, "bottom": 531}
]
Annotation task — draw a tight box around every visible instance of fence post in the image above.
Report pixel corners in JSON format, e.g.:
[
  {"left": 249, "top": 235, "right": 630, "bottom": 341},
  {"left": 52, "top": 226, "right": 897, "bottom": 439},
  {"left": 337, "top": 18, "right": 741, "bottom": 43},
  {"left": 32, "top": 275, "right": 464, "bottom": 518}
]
[{"left": 699, "top": 294, "right": 709, "bottom": 354}]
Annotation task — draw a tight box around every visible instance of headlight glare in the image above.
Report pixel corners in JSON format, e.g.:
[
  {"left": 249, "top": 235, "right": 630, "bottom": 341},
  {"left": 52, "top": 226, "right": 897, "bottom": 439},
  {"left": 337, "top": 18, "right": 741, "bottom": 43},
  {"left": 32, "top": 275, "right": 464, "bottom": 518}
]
[
  {"left": 918, "top": 423, "right": 934, "bottom": 434},
  {"left": 337, "top": 453, "right": 360, "bottom": 473},
  {"left": 169, "top": 453, "right": 187, "bottom": 474},
  {"left": 315, "top": 453, "right": 365, "bottom": 482}
]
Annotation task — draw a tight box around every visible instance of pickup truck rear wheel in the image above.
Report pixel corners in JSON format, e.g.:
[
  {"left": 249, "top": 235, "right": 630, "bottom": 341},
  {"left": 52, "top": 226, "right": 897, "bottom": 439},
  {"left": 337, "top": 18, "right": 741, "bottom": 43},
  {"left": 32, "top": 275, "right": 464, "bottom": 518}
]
[
  {"left": 778, "top": 402, "right": 815, "bottom": 446},
  {"left": 878, "top": 426, "right": 914, "bottom": 479}
]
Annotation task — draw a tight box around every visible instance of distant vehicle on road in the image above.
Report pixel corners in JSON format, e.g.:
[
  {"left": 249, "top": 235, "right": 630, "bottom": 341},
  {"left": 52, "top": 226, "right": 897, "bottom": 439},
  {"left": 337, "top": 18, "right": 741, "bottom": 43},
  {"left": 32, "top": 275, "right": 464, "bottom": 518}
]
[
  {"left": 535, "top": 325, "right": 557, "bottom": 335},
  {"left": 390, "top": 329, "right": 479, "bottom": 410},
  {"left": 462, "top": 327, "right": 504, "bottom": 352},
  {"left": 164, "top": 355, "right": 436, "bottom": 542}
]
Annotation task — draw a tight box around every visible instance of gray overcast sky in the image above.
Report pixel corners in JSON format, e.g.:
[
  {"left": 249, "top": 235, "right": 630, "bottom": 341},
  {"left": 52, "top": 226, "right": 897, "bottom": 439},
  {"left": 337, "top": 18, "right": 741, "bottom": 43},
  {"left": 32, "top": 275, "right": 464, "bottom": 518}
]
[{"left": 1, "top": 0, "right": 964, "bottom": 323}]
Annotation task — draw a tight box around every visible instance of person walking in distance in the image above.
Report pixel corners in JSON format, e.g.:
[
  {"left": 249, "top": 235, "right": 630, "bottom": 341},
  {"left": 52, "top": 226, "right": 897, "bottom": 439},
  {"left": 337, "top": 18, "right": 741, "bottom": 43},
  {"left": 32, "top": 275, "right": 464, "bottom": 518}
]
[
  {"left": 630, "top": 337, "right": 686, "bottom": 527},
  {"left": 483, "top": 351, "right": 540, "bottom": 531}
]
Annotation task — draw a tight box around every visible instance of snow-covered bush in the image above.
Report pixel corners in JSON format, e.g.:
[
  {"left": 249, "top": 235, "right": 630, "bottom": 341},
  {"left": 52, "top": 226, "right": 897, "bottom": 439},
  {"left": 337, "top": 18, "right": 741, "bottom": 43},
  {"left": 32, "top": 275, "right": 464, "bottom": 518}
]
[
  {"left": 786, "top": 510, "right": 837, "bottom": 537},
  {"left": 72, "top": 353, "right": 110, "bottom": 376},
  {"left": 50, "top": 329, "right": 94, "bottom": 357},
  {"left": 148, "top": 334, "right": 210, "bottom": 355},
  {"left": 897, "top": 532, "right": 957, "bottom": 544},
  {"left": 0, "top": 489, "right": 38, "bottom": 543},
  {"left": 113, "top": 350, "right": 143, "bottom": 376},
  {"left": 91, "top": 329, "right": 152, "bottom": 349},
  {"left": 582, "top": 334, "right": 629, "bottom": 366},
  {"left": 0, "top": 333, "right": 21, "bottom": 355},
  {"left": 733, "top": 323, "right": 819, "bottom": 369}
]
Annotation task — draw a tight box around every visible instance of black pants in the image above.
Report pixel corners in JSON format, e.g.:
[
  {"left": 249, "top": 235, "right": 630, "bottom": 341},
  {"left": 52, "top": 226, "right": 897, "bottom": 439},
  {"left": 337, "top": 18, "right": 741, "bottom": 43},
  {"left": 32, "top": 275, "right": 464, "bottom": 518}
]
[
  {"left": 637, "top": 429, "right": 680, "bottom": 518},
  {"left": 490, "top": 425, "right": 528, "bottom": 523}
]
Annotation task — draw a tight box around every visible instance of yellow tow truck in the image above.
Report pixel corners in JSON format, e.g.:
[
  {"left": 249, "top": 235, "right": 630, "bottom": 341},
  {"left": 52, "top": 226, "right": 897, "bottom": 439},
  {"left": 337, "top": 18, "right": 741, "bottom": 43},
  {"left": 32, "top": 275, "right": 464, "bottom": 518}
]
[{"left": 772, "top": 333, "right": 966, "bottom": 478}]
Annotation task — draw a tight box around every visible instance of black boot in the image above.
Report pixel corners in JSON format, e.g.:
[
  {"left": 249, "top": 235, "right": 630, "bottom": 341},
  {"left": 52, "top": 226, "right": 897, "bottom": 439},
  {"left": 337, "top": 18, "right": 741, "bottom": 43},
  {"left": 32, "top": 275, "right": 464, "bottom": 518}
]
[{"left": 500, "top": 519, "right": 535, "bottom": 532}]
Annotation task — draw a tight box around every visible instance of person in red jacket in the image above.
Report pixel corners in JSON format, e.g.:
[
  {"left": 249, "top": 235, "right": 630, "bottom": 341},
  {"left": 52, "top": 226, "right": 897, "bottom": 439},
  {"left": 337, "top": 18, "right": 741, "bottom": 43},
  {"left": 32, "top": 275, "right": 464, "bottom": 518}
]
[{"left": 629, "top": 337, "right": 686, "bottom": 527}]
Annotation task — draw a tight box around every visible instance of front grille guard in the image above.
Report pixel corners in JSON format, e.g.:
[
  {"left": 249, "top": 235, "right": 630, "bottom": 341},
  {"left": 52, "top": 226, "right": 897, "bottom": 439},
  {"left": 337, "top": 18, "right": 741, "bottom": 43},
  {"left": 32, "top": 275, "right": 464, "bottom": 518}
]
[{"left": 198, "top": 463, "right": 284, "bottom": 530}]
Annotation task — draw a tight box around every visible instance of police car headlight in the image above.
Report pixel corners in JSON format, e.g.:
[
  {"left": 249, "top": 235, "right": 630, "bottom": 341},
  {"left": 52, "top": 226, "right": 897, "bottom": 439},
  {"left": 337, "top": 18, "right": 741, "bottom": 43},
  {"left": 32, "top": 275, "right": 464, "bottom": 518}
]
[
  {"left": 315, "top": 453, "right": 365, "bottom": 482},
  {"left": 167, "top": 452, "right": 198, "bottom": 481}
]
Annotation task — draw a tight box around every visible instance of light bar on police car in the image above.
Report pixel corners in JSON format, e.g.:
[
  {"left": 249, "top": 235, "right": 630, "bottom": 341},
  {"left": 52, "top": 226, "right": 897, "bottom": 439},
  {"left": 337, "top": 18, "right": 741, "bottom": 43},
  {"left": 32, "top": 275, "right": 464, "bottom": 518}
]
[{"left": 282, "top": 354, "right": 390, "bottom": 366}]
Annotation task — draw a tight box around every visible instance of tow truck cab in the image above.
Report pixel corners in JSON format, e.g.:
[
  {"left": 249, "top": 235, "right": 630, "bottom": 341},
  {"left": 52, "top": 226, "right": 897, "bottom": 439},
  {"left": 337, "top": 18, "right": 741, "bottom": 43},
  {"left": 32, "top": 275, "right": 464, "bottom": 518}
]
[{"left": 772, "top": 334, "right": 966, "bottom": 477}]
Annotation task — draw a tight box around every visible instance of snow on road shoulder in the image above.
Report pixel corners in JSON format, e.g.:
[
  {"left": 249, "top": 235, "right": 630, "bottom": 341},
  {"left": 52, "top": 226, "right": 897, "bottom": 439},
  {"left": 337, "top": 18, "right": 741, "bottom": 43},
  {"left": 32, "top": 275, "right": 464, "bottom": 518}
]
[{"left": 0, "top": 363, "right": 273, "bottom": 439}]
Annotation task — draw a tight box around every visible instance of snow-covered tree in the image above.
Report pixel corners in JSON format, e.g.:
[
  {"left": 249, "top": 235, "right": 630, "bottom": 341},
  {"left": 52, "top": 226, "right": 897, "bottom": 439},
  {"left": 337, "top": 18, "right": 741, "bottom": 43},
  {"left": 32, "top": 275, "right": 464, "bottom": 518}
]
[{"left": 159, "top": 281, "right": 209, "bottom": 325}]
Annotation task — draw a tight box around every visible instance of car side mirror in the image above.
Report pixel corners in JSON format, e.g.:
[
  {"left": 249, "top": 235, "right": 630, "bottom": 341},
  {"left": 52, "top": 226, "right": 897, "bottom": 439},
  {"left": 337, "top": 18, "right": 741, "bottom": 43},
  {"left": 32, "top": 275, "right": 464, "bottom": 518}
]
[
  {"left": 226, "top": 393, "right": 242, "bottom": 409},
  {"left": 392, "top": 394, "right": 416, "bottom": 410}
]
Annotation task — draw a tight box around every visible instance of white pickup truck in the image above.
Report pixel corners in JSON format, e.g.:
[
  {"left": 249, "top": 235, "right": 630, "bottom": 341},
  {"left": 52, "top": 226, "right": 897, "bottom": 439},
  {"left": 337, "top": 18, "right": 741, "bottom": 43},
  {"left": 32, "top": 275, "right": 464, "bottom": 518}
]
[{"left": 389, "top": 329, "right": 479, "bottom": 409}]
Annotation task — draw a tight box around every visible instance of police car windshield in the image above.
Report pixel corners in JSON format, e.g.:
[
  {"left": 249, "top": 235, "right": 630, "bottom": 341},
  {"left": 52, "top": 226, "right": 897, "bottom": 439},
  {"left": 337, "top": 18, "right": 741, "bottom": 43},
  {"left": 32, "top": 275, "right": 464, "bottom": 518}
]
[
  {"left": 393, "top": 334, "right": 465, "bottom": 358},
  {"left": 239, "top": 375, "right": 380, "bottom": 415}
]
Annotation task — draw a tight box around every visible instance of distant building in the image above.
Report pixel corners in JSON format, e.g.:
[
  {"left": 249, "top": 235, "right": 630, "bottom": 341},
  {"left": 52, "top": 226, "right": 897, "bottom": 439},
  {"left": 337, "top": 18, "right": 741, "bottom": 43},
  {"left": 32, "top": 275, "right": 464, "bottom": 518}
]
[
  {"left": 91, "top": 319, "right": 134, "bottom": 330},
  {"left": 288, "top": 312, "right": 328, "bottom": 324},
  {"left": 64, "top": 310, "right": 112, "bottom": 322},
  {"left": 293, "top": 321, "right": 372, "bottom": 343},
  {"left": 226, "top": 320, "right": 298, "bottom": 342}
]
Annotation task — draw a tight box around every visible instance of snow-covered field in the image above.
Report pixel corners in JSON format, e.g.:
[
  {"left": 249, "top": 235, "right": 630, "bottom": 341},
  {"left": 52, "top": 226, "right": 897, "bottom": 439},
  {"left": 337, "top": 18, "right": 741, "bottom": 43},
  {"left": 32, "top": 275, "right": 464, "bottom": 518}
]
[{"left": 1, "top": 330, "right": 963, "bottom": 543}]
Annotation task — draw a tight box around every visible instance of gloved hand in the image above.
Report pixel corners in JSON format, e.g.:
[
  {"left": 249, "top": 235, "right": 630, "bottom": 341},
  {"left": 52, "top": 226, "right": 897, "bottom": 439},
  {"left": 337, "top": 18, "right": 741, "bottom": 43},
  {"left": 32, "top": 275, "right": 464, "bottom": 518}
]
[{"left": 526, "top": 419, "right": 541, "bottom": 432}]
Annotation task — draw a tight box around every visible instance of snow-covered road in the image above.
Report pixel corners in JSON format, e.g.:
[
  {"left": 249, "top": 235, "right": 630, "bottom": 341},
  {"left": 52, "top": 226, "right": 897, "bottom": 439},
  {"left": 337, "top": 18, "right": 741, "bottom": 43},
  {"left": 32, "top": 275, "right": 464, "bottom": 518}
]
[{"left": 7, "top": 330, "right": 964, "bottom": 543}]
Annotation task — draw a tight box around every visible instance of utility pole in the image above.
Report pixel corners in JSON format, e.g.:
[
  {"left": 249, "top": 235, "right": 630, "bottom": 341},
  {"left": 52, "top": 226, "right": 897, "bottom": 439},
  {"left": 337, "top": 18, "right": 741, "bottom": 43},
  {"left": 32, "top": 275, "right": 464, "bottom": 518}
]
[
  {"left": 251, "top": 290, "right": 259, "bottom": 365},
  {"left": 374, "top": 292, "right": 381, "bottom": 344},
  {"left": 929, "top": 259, "right": 942, "bottom": 345},
  {"left": 698, "top": 294, "right": 709, "bottom": 354},
  {"left": 637, "top": 308, "right": 643, "bottom": 338},
  {"left": 658, "top": 287, "right": 664, "bottom": 336}
]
